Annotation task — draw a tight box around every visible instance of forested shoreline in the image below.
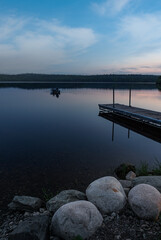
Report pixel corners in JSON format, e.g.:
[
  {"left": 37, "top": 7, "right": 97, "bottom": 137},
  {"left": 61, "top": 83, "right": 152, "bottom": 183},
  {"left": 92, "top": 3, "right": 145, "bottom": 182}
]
[{"left": 0, "top": 74, "right": 158, "bottom": 83}]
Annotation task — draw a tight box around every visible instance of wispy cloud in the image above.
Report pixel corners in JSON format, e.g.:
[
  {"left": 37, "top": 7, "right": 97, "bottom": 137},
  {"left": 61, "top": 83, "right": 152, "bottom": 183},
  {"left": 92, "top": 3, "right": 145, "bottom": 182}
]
[
  {"left": 92, "top": 0, "right": 131, "bottom": 16},
  {"left": 118, "top": 13, "right": 161, "bottom": 45},
  {"left": 117, "top": 64, "right": 161, "bottom": 74},
  {"left": 103, "top": 12, "right": 161, "bottom": 74},
  {"left": 0, "top": 16, "right": 97, "bottom": 73}
]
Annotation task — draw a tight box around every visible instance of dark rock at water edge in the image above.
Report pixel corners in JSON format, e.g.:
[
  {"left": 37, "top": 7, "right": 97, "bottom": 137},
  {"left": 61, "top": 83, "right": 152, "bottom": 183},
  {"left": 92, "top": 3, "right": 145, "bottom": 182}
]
[
  {"left": 8, "top": 215, "right": 50, "bottom": 240},
  {"left": 46, "top": 189, "right": 86, "bottom": 213},
  {"left": 114, "top": 163, "right": 136, "bottom": 180},
  {"left": 8, "top": 196, "right": 43, "bottom": 212}
]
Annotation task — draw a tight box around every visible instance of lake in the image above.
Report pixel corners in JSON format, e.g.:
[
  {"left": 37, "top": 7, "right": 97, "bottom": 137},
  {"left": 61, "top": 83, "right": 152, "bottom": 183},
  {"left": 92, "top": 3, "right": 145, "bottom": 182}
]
[{"left": 0, "top": 83, "right": 161, "bottom": 207}]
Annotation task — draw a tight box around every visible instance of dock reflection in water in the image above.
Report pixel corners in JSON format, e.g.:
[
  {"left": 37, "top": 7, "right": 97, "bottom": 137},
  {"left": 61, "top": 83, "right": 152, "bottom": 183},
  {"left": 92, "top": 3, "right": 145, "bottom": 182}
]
[{"left": 99, "top": 112, "right": 161, "bottom": 143}]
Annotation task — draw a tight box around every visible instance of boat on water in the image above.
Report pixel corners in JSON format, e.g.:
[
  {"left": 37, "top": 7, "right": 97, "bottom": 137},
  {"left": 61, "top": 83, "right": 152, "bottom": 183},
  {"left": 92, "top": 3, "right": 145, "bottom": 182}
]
[{"left": 51, "top": 88, "right": 60, "bottom": 98}]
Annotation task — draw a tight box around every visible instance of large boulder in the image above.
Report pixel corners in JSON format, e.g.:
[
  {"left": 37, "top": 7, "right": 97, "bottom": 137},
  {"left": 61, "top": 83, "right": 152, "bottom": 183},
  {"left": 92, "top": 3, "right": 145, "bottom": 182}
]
[
  {"left": 51, "top": 200, "right": 103, "bottom": 240},
  {"left": 46, "top": 189, "right": 86, "bottom": 213},
  {"left": 132, "top": 176, "right": 161, "bottom": 192},
  {"left": 9, "top": 215, "right": 50, "bottom": 240},
  {"left": 128, "top": 184, "right": 161, "bottom": 220},
  {"left": 86, "top": 176, "right": 126, "bottom": 214},
  {"left": 8, "top": 196, "right": 43, "bottom": 212}
]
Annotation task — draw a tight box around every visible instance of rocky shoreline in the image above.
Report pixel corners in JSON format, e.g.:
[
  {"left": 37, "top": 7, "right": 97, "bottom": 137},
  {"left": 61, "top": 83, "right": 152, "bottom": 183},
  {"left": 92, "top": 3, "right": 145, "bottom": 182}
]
[
  {"left": 0, "top": 166, "right": 161, "bottom": 240},
  {"left": 1, "top": 203, "right": 161, "bottom": 240}
]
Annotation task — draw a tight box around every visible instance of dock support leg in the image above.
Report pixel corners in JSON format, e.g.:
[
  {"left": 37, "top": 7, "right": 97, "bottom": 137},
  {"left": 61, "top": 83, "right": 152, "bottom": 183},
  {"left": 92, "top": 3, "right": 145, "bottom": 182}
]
[
  {"left": 128, "top": 129, "right": 130, "bottom": 139},
  {"left": 113, "top": 88, "right": 115, "bottom": 108},
  {"left": 129, "top": 88, "right": 131, "bottom": 107},
  {"left": 112, "top": 122, "right": 115, "bottom": 141}
]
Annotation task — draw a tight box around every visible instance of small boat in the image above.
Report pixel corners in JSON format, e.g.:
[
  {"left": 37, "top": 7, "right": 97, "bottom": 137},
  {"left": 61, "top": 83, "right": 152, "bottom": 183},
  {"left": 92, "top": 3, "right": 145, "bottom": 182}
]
[{"left": 51, "top": 88, "right": 60, "bottom": 98}]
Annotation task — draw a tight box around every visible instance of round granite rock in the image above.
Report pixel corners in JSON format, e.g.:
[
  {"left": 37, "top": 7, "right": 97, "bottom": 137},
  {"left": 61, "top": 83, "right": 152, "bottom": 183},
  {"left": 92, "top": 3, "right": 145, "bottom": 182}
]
[
  {"left": 128, "top": 184, "right": 161, "bottom": 220},
  {"left": 86, "top": 176, "right": 127, "bottom": 214},
  {"left": 51, "top": 200, "right": 103, "bottom": 240}
]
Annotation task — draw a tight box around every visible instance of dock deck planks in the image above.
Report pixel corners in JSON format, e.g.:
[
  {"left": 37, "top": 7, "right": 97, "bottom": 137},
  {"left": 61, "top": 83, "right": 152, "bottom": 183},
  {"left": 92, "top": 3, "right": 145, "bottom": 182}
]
[{"left": 99, "top": 104, "right": 161, "bottom": 127}]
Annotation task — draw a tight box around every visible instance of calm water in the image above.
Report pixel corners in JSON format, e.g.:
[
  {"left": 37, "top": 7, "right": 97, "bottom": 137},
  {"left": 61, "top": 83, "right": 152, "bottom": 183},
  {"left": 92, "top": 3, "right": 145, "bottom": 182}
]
[{"left": 0, "top": 84, "right": 161, "bottom": 206}]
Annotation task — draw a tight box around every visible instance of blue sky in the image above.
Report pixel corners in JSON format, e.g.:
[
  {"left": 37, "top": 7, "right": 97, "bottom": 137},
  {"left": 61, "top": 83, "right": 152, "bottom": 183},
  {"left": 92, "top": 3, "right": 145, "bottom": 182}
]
[{"left": 1, "top": 0, "right": 161, "bottom": 74}]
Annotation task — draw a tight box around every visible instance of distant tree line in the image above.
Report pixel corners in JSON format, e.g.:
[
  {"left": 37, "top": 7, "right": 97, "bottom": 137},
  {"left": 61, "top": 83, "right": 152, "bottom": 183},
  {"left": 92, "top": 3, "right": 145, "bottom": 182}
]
[
  {"left": 156, "top": 76, "right": 161, "bottom": 84},
  {"left": 0, "top": 73, "right": 158, "bottom": 83}
]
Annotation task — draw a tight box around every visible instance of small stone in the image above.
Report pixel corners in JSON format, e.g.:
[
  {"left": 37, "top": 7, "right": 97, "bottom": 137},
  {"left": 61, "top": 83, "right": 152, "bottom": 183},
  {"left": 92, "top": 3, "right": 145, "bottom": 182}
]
[
  {"left": 104, "top": 216, "right": 113, "bottom": 222},
  {"left": 141, "top": 224, "right": 150, "bottom": 230},
  {"left": 40, "top": 208, "right": 45, "bottom": 213},
  {"left": 126, "top": 171, "right": 136, "bottom": 180},
  {"left": 111, "top": 212, "right": 117, "bottom": 218},
  {"left": 42, "top": 210, "right": 50, "bottom": 216},
  {"left": 119, "top": 180, "right": 132, "bottom": 188},
  {"left": 115, "top": 235, "right": 121, "bottom": 240},
  {"left": 33, "top": 212, "right": 40, "bottom": 216},
  {"left": 24, "top": 212, "right": 31, "bottom": 217},
  {"left": 124, "top": 188, "right": 130, "bottom": 195}
]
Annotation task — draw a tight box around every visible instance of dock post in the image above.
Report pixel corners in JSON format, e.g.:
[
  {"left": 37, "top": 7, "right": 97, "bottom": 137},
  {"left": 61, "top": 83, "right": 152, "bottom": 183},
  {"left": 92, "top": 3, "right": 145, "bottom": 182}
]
[
  {"left": 112, "top": 122, "right": 115, "bottom": 141},
  {"left": 128, "top": 129, "right": 130, "bottom": 139},
  {"left": 129, "top": 88, "right": 131, "bottom": 107},
  {"left": 113, "top": 88, "right": 115, "bottom": 108}
]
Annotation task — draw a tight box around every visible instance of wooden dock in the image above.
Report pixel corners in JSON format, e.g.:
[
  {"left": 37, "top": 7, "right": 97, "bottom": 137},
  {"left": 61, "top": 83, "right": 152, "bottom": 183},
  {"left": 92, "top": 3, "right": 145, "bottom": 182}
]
[
  {"left": 99, "top": 104, "right": 161, "bottom": 127},
  {"left": 99, "top": 103, "right": 161, "bottom": 143}
]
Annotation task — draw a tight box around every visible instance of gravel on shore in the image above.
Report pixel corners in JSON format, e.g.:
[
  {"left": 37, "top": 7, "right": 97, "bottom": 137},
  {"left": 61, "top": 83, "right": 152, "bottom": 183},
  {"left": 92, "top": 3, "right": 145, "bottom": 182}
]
[
  {"left": 0, "top": 203, "right": 161, "bottom": 240},
  {"left": 89, "top": 204, "right": 161, "bottom": 240}
]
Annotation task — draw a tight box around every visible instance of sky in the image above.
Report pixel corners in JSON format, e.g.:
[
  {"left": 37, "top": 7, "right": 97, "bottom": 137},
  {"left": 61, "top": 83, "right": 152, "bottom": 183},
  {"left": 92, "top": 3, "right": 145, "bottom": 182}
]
[{"left": 1, "top": 0, "right": 161, "bottom": 75}]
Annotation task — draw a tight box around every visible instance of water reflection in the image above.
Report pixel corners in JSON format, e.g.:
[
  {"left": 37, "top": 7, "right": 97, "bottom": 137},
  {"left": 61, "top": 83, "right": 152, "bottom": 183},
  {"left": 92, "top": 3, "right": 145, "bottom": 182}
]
[
  {"left": 0, "top": 85, "right": 161, "bottom": 208},
  {"left": 99, "top": 113, "right": 161, "bottom": 144}
]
